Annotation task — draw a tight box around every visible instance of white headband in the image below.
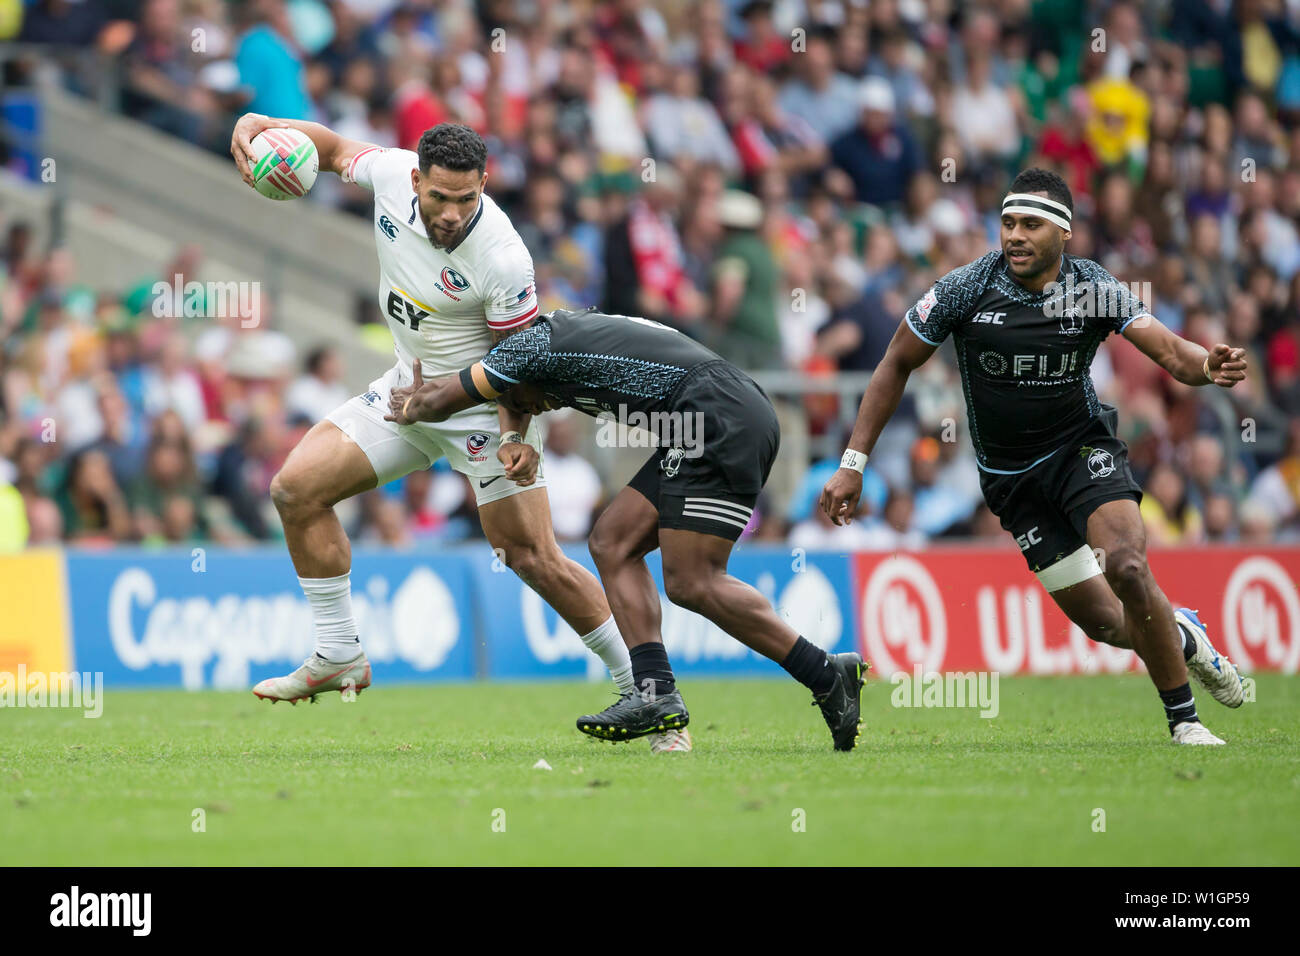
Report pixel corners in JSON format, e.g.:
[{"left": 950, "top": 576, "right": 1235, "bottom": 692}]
[{"left": 1002, "top": 192, "right": 1072, "bottom": 230}]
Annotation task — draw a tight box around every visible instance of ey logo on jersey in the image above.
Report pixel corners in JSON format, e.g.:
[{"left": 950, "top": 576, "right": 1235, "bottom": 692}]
[
  {"left": 377, "top": 215, "right": 399, "bottom": 241},
  {"left": 385, "top": 290, "right": 430, "bottom": 331}
]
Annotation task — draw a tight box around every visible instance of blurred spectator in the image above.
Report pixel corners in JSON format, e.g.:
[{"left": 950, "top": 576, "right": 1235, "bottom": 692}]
[
  {"left": 57, "top": 449, "right": 132, "bottom": 542},
  {"left": 830, "top": 77, "right": 922, "bottom": 207},
  {"left": 129, "top": 426, "right": 205, "bottom": 543},
  {"left": 733, "top": 1, "right": 789, "bottom": 75},
  {"left": 777, "top": 27, "right": 859, "bottom": 142},
  {"left": 142, "top": 333, "right": 207, "bottom": 431},
  {"left": 950, "top": 52, "right": 1021, "bottom": 172},
  {"left": 1141, "top": 461, "right": 1204, "bottom": 544},
  {"left": 907, "top": 436, "right": 978, "bottom": 537},
  {"left": 286, "top": 345, "right": 349, "bottom": 422},
  {"left": 18, "top": 0, "right": 104, "bottom": 46},
  {"left": 789, "top": 493, "right": 878, "bottom": 550},
  {"left": 602, "top": 165, "right": 703, "bottom": 328},
  {"left": 708, "top": 190, "right": 781, "bottom": 370},
  {"left": 234, "top": 0, "right": 313, "bottom": 120},
  {"left": 1246, "top": 419, "right": 1300, "bottom": 539},
  {"left": 644, "top": 63, "right": 739, "bottom": 175},
  {"left": 856, "top": 487, "right": 928, "bottom": 550},
  {"left": 210, "top": 416, "right": 280, "bottom": 539}
]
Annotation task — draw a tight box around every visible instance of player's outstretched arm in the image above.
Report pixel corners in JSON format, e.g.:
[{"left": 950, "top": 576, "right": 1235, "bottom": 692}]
[
  {"left": 821, "top": 320, "right": 936, "bottom": 525},
  {"left": 230, "top": 113, "right": 377, "bottom": 188},
  {"left": 1122, "top": 315, "right": 1248, "bottom": 387},
  {"left": 490, "top": 325, "right": 539, "bottom": 486},
  {"left": 385, "top": 361, "right": 501, "bottom": 425}
]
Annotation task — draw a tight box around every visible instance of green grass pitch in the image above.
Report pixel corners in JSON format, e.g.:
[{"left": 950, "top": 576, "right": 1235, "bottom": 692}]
[{"left": 3, "top": 675, "right": 1297, "bottom": 865}]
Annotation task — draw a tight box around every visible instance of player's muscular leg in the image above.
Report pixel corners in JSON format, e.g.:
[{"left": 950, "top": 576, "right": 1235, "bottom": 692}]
[
  {"left": 658, "top": 528, "right": 800, "bottom": 662},
  {"left": 588, "top": 487, "right": 662, "bottom": 647},
  {"left": 1086, "top": 498, "right": 1187, "bottom": 689},
  {"left": 479, "top": 486, "right": 611, "bottom": 635},
  {"left": 1049, "top": 575, "right": 1132, "bottom": 649},
  {"left": 270, "top": 420, "right": 377, "bottom": 578}
]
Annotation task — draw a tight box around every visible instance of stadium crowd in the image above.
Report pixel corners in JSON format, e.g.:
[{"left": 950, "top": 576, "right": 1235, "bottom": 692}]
[{"left": 2, "top": 0, "right": 1300, "bottom": 550}]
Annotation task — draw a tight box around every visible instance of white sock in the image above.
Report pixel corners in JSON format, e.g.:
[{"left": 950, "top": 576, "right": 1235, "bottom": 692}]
[
  {"left": 299, "top": 572, "right": 361, "bottom": 662},
  {"left": 581, "top": 615, "right": 634, "bottom": 694}
]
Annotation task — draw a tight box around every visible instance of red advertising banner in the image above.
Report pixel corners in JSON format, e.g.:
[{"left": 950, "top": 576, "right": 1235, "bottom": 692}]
[{"left": 851, "top": 547, "right": 1300, "bottom": 675}]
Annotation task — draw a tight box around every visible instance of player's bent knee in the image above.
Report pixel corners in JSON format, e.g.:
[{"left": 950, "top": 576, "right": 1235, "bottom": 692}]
[
  {"left": 269, "top": 470, "right": 300, "bottom": 516},
  {"left": 501, "top": 544, "right": 559, "bottom": 588},
  {"left": 587, "top": 524, "right": 621, "bottom": 568},
  {"left": 1104, "top": 548, "right": 1148, "bottom": 598},
  {"left": 663, "top": 568, "right": 711, "bottom": 613},
  {"left": 589, "top": 520, "right": 640, "bottom": 568}
]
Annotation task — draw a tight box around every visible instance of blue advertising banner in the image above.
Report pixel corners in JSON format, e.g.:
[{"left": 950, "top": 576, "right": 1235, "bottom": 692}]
[
  {"left": 65, "top": 549, "right": 476, "bottom": 689},
  {"left": 62, "top": 544, "right": 856, "bottom": 689},
  {"left": 475, "top": 544, "right": 857, "bottom": 681}
]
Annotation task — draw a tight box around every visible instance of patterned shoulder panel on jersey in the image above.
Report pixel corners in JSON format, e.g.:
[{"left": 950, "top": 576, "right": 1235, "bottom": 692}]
[
  {"left": 1068, "top": 256, "right": 1154, "bottom": 334},
  {"left": 479, "top": 320, "right": 553, "bottom": 390},
  {"left": 904, "top": 251, "right": 1002, "bottom": 346}
]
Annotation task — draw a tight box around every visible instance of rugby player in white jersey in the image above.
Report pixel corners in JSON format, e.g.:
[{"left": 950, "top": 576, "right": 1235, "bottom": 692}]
[{"left": 230, "top": 117, "right": 690, "bottom": 752}]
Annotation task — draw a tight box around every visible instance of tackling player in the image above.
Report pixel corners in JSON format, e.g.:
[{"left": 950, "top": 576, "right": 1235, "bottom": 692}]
[
  {"left": 228, "top": 118, "right": 688, "bottom": 749},
  {"left": 385, "top": 307, "right": 868, "bottom": 751},
  {"left": 821, "top": 167, "right": 1247, "bottom": 746}
]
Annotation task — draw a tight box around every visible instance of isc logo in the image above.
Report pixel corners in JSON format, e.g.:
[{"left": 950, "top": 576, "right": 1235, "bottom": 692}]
[
  {"left": 1015, "top": 526, "right": 1041, "bottom": 551},
  {"left": 973, "top": 312, "right": 1006, "bottom": 324}
]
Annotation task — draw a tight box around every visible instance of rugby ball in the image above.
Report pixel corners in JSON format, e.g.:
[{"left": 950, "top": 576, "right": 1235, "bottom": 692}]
[{"left": 249, "top": 128, "right": 318, "bottom": 200}]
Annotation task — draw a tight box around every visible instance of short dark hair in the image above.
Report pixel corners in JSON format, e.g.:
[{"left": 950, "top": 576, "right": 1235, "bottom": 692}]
[
  {"left": 417, "top": 123, "right": 487, "bottom": 175},
  {"left": 1008, "top": 167, "right": 1073, "bottom": 214}
]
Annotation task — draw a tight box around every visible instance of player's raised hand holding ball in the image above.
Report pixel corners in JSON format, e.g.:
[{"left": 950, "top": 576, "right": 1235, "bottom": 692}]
[{"left": 230, "top": 113, "right": 319, "bottom": 200}]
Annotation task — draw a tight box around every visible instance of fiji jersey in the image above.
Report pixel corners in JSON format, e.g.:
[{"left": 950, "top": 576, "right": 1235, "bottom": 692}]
[
  {"left": 904, "top": 252, "right": 1153, "bottom": 474},
  {"left": 480, "top": 308, "right": 727, "bottom": 418},
  {"left": 344, "top": 147, "right": 539, "bottom": 380}
]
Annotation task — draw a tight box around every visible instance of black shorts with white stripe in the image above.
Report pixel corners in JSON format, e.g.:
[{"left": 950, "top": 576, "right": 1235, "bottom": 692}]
[{"left": 658, "top": 493, "right": 757, "bottom": 541}]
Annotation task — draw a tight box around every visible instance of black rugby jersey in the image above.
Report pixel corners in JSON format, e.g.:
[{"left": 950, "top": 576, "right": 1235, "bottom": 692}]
[
  {"left": 479, "top": 308, "right": 727, "bottom": 418},
  {"left": 904, "top": 252, "right": 1151, "bottom": 473}
]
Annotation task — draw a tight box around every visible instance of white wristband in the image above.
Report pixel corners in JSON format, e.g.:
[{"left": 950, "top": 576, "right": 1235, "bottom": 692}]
[
  {"left": 1203, "top": 355, "right": 1214, "bottom": 383},
  {"left": 501, "top": 431, "right": 525, "bottom": 445},
  {"left": 840, "top": 449, "right": 868, "bottom": 473}
]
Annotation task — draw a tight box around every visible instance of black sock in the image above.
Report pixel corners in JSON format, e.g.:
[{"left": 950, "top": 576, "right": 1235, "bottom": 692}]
[
  {"left": 1176, "top": 620, "right": 1196, "bottom": 662},
  {"left": 629, "top": 642, "right": 676, "bottom": 698},
  {"left": 1158, "top": 682, "right": 1199, "bottom": 733},
  {"left": 781, "top": 636, "right": 837, "bottom": 697}
]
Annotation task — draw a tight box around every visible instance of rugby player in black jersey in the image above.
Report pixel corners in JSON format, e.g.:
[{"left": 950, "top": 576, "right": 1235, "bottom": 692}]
[
  {"left": 821, "top": 168, "right": 1247, "bottom": 745},
  {"left": 385, "top": 308, "right": 867, "bottom": 750}
]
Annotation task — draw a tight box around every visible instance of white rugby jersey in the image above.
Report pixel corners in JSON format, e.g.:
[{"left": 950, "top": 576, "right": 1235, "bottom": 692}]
[{"left": 344, "top": 146, "right": 539, "bottom": 378}]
